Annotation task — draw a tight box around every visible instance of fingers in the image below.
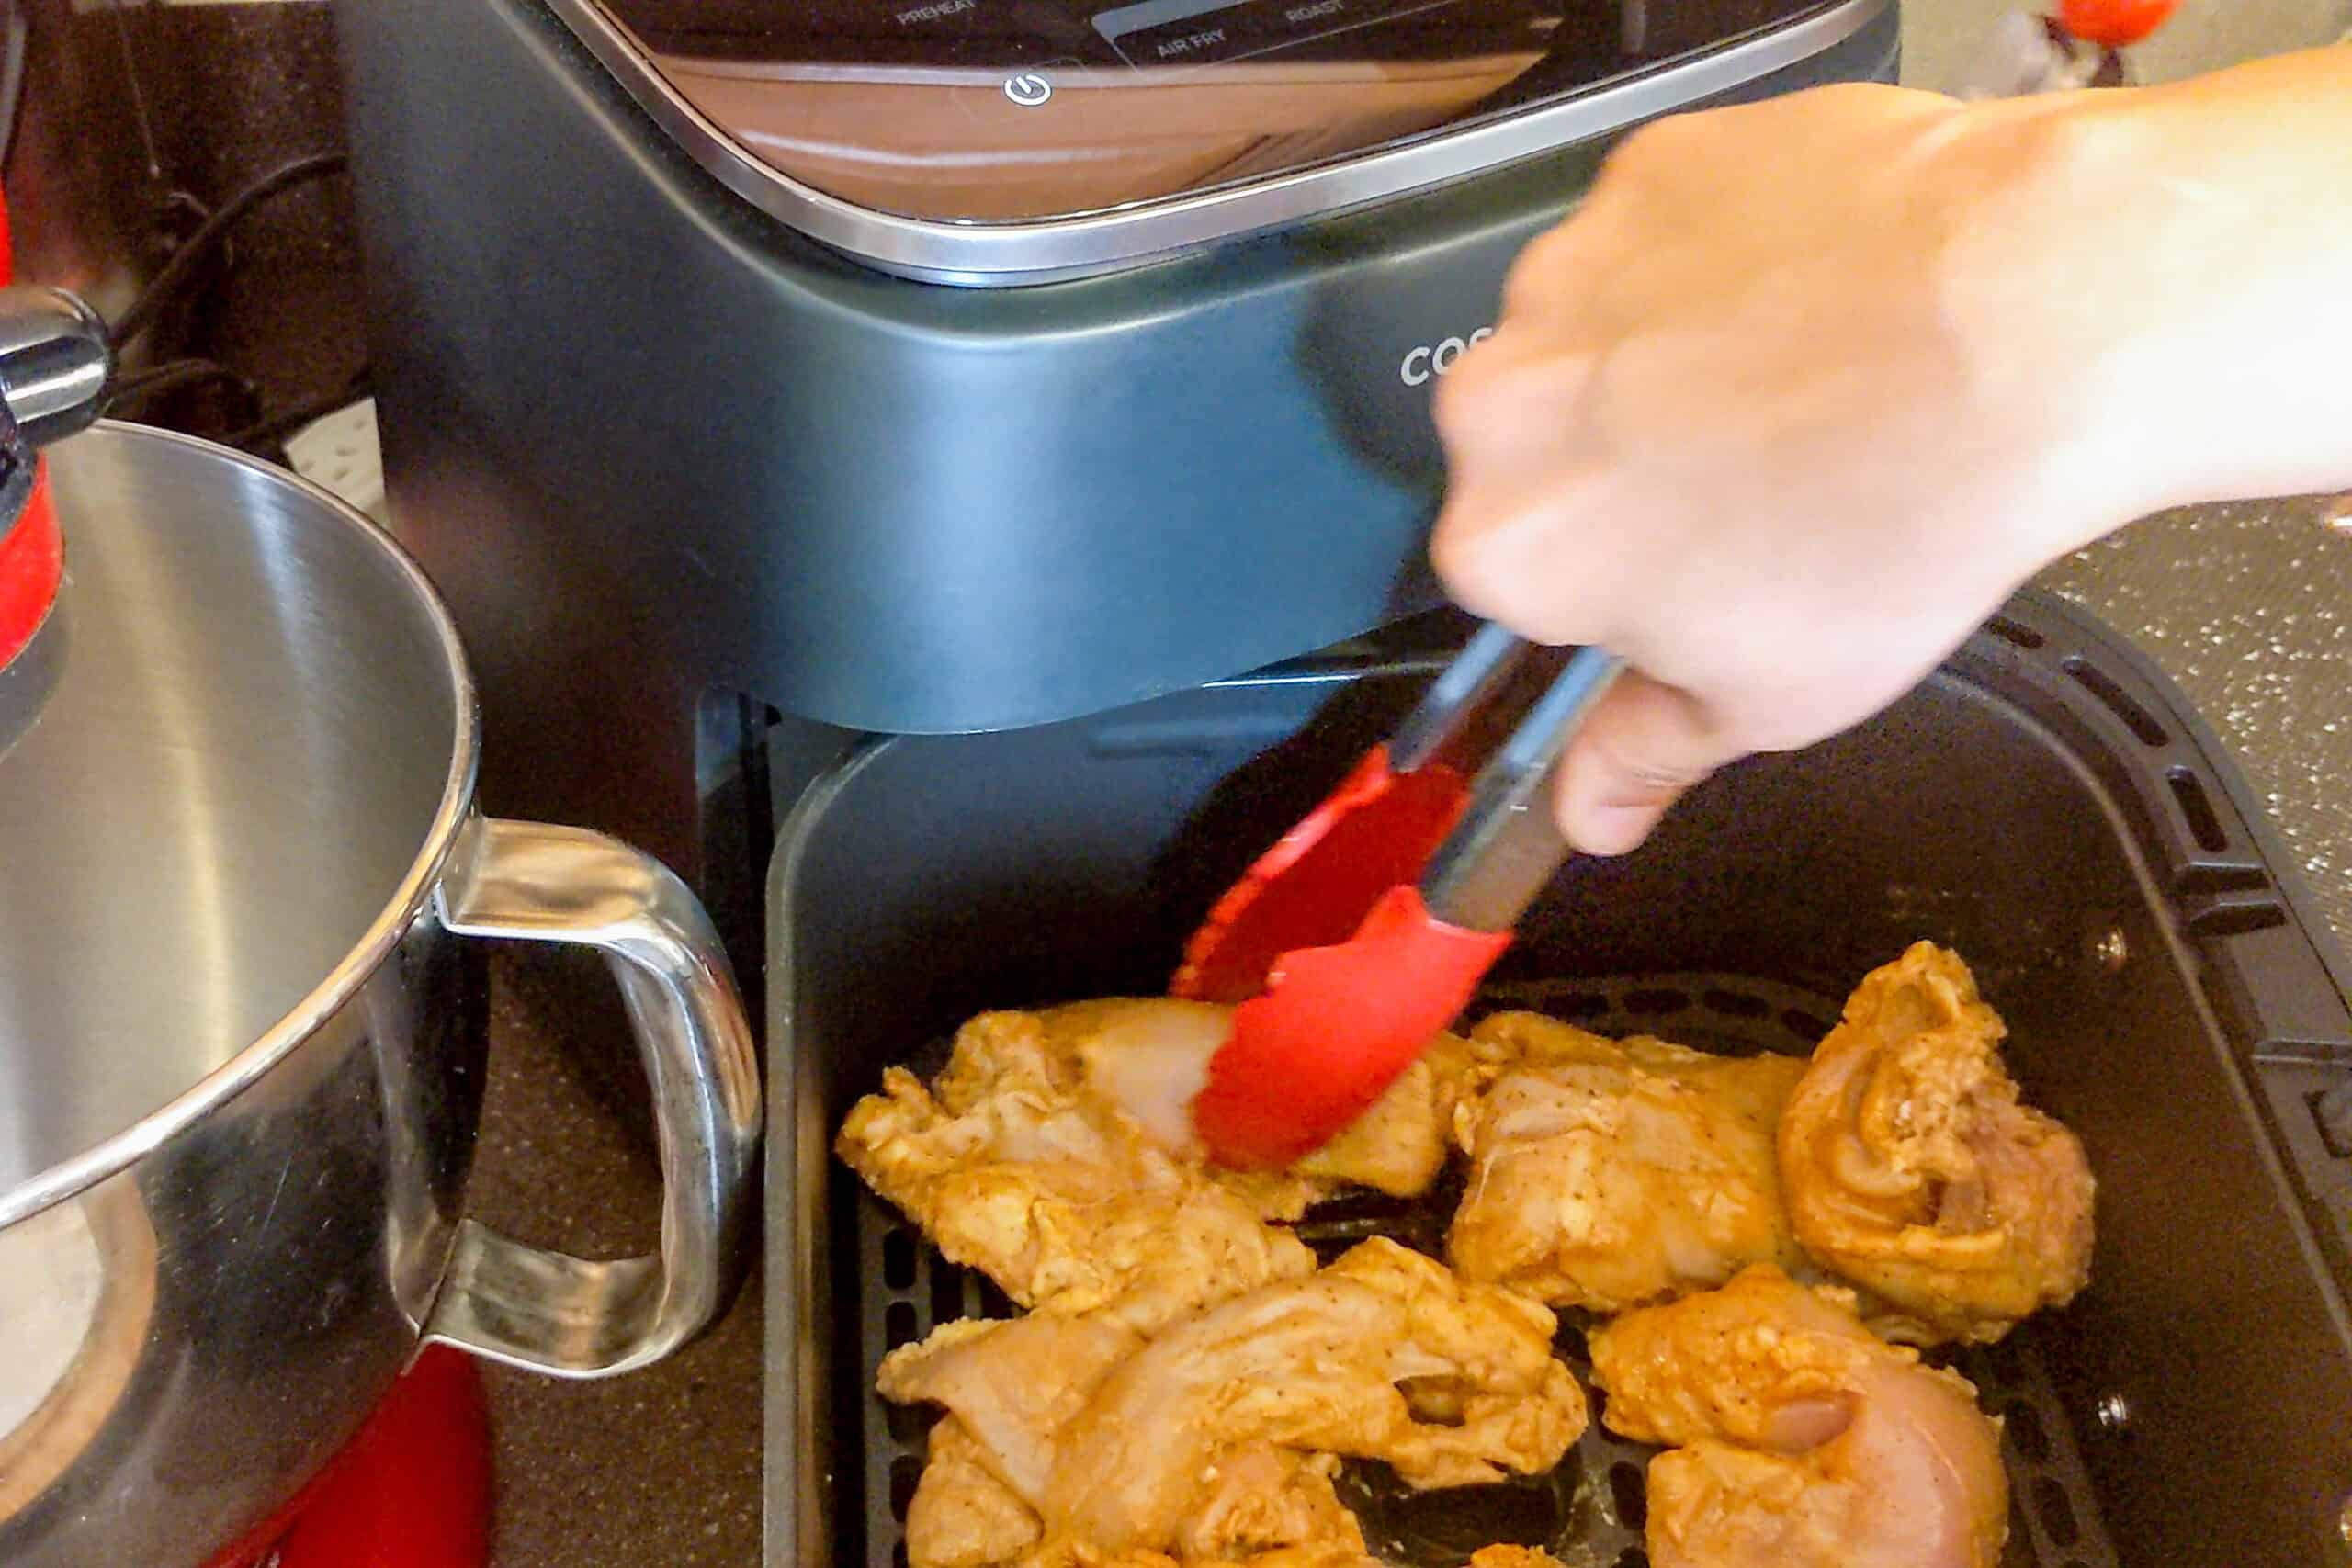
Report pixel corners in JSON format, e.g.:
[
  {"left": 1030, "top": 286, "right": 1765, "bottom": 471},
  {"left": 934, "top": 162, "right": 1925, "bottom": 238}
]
[
  {"left": 1428, "top": 345, "right": 1615, "bottom": 646},
  {"left": 1552, "top": 671, "right": 1744, "bottom": 857}
]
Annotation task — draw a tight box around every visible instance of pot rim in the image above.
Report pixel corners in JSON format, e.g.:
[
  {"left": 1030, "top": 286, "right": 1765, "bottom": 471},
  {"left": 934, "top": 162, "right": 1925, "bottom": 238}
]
[{"left": 0, "top": 420, "right": 482, "bottom": 1231}]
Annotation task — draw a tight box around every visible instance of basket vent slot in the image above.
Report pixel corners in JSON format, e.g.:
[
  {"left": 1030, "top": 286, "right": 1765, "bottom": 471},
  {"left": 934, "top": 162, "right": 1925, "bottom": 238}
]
[
  {"left": 2177, "top": 863, "right": 2270, "bottom": 896},
  {"left": 888, "top": 1456, "right": 922, "bottom": 1521},
  {"left": 884, "top": 1396, "right": 928, "bottom": 1445},
  {"left": 1623, "top": 987, "right": 1689, "bottom": 1017},
  {"left": 1985, "top": 615, "right": 2047, "bottom": 649},
  {"left": 2062, "top": 658, "right": 2169, "bottom": 747},
  {"left": 2034, "top": 1476, "right": 2081, "bottom": 1547},
  {"left": 2007, "top": 1400, "right": 2052, "bottom": 1462},
  {"left": 2307, "top": 1087, "right": 2352, "bottom": 1160},
  {"left": 1778, "top": 1007, "right": 1831, "bottom": 1043},
  {"left": 1607, "top": 1461, "right": 1646, "bottom": 1528},
  {"left": 884, "top": 1300, "right": 917, "bottom": 1350},
  {"left": 2186, "top": 901, "right": 2289, "bottom": 939},
  {"left": 2168, "top": 768, "right": 2227, "bottom": 853},
  {"left": 883, "top": 1228, "right": 915, "bottom": 1290},
  {"left": 1702, "top": 987, "right": 1769, "bottom": 1020},
  {"left": 930, "top": 1258, "right": 967, "bottom": 1325}
]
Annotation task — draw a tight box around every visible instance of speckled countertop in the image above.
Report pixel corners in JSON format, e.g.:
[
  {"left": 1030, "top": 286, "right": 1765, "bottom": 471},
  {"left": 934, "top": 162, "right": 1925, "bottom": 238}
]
[
  {"left": 2043, "top": 493, "right": 2352, "bottom": 944},
  {"left": 454, "top": 494, "right": 2352, "bottom": 1568}
]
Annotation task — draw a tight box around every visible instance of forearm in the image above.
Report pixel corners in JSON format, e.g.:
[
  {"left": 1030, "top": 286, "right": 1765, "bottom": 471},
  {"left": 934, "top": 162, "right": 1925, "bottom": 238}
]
[{"left": 1951, "top": 46, "right": 2352, "bottom": 540}]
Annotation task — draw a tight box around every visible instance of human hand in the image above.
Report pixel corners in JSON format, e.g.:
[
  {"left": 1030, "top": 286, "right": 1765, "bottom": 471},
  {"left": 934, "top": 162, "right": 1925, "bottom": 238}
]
[{"left": 1429, "top": 82, "right": 2205, "bottom": 854}]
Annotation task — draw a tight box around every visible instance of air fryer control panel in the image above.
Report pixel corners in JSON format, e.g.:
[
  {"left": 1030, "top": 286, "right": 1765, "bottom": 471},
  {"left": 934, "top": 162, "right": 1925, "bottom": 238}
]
[
  {"left": 578, "top": 0, "right": 1834, "bottom": 221},
  {"left": 605, "top": 0, "right": 1560, "bottom": 68}
]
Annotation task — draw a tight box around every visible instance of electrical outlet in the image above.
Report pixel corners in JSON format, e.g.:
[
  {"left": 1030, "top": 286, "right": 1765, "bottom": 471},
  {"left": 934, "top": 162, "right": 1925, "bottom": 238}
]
[{"left": 282, "top": 399, "right": 386, "bottom": 524}]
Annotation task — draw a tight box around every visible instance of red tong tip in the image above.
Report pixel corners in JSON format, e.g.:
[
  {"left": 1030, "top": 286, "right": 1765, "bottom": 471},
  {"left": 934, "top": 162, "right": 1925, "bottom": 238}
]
[
  {"left": 1172, "top": 746, "right": 1474, "bottom": 1007},
  {"left": 1191, "top": 885, "right": 1510, "bottom": 1168}
]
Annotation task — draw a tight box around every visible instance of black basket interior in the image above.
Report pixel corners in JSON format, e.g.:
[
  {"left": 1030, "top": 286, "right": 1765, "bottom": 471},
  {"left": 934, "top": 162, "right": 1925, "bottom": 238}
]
[{"left": 770, "top": 593, "right": 2352, "bottom": 1568}]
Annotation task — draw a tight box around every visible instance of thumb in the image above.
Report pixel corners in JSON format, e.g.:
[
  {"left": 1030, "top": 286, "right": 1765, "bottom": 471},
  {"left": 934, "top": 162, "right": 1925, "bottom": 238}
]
[{"left": 1553, "top": 671, "right": 1744, "bottom": 856}]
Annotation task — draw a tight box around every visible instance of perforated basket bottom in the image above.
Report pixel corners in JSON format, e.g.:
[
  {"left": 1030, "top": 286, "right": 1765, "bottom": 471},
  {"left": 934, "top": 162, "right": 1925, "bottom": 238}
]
[{"left": 845, "top": 976, "right": 2120, "bottom": 1568}]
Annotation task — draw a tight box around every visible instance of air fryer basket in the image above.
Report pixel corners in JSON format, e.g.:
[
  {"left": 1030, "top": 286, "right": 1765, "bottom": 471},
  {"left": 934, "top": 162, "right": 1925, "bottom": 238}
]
[{"left": 764, "top": 590, "right": 2352, "bottom": 1568}]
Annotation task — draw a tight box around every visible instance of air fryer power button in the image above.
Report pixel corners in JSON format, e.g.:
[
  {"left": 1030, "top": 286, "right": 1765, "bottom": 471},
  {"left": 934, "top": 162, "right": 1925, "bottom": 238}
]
[{"left": 1004, "top": 73, "right": 1053, "bottom": 107}]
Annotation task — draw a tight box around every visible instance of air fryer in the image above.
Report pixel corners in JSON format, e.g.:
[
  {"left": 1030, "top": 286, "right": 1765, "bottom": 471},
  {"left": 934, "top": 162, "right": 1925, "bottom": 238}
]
[{"left": 333, "top": 0, "right": 1902, "bottom": 908}]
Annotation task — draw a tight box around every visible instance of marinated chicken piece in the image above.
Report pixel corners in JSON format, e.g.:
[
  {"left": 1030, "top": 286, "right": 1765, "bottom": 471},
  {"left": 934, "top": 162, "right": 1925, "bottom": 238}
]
[
  {"left": 1052, "top": 998, "right": 1471, "bottom": 1201},
  {"left": 1287, "top": 1041, "right": 1475, "bottom": 1200},
  {"left": 1173, "top": 1447, "right": 1372, "bottom": 1566},
  {"left": 840, "top": 1000, "right": 1466, "bottom": 1326},
  {"left": 880, "top": 1314, "right": 1144, "bottom": 1501},
  {"left": 1047, "top": 1237, "right": 1584, "bottom": 1551},
  {"left": 1465, "top": 1551, "right": 1566, "bottom": 1568},
  {"left": 907, "top": 1418, "right": 1046, "bottom": 1568},
  {"left": 1778, "top": 943, "right": 2095, "bottom": 1343},
  {"left": 880, "top": 1238, "right": 1585, "bottom": 1566},
  {"left": 839, "top": 1010, "right": 1317, "bottom": 1332},
  {"left": 1445, "top": 1011, "right": 1809, "bottom": 1312},
  {"left": 905, "top": 1427, "right": 1378, "bottom": 1568},
  {"left": 1589, "top": 1265, "right": 2008, "bottom": 1568}
]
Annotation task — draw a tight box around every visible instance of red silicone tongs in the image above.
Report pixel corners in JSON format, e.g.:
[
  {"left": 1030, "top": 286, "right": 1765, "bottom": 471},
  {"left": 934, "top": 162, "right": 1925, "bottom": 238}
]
[{"left": 1175, "top": 627, "right": 1626, "bottom": 1168}]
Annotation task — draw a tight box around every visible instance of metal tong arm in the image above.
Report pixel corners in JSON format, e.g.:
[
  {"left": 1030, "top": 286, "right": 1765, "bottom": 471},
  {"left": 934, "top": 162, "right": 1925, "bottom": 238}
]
[
  {"left": 1415, "top": 639, "right": 1628, "bottom": 932},
  {"left": 1387, "top": 621, "right": 1530, "bottom": 773}
]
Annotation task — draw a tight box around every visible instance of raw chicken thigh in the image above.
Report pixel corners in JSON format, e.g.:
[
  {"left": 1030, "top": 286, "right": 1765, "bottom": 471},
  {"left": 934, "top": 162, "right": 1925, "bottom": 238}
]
[
  {"left": 1052, "top": 997, "right": 1472, "bottom": 1205},
  {"left": 881, "top": 1237, "right": 1586, "bottom": 1568},
  {"left": 1589, "top": 1264, "right": 2008, "bottom": 1568},
  {"left": 837, "top": 1008, "right": 1316, "bottom": 1335},
  {"left": 1779, "top": 942, "right": 2095, "bottom": 1343},
  {"left": 1446, "top": 1011, "right": 1809, "bottom": 1312}
]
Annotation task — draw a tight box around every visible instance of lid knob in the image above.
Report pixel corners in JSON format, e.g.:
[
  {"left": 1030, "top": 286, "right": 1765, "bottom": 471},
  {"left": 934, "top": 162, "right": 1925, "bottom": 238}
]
[{"left": 0, "top": 285, "right": 110, "bottom": 448}]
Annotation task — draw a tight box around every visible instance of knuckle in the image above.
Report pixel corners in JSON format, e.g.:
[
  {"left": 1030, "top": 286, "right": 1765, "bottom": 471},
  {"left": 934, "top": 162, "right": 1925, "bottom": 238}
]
[
  {"left": 1426, "top": 509, "right": 1492, "bottom": 601},
  {"left": 1501, "top": 224, "right": 1575, "bottom": 307},
  {"left": 1429, "top": 514, "right": 1566, "bottom": 642},
  {"left": 1428, "top": 350, "right": 1499, "bottom": 443},
  {"left": 1428, "top": 355, "right": 1471, "bottom": 425}
]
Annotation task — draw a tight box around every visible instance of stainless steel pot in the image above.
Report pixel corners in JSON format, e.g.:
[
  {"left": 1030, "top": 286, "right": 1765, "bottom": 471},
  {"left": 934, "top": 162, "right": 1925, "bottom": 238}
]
[{"left": 0, "top": 421, "right": 762, "bottom": 1566}]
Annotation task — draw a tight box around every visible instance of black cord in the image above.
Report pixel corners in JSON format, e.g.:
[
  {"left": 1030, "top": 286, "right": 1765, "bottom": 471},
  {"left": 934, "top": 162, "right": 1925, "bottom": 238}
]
[
  {"left": 104, "top": 356, "right": 257, "bottom": 412},
  {"left": 222, "top": 367, "right": 374, "bottom": 456},
  {"left": 108, "top": 152, "right": 351, "bottom": 352}
]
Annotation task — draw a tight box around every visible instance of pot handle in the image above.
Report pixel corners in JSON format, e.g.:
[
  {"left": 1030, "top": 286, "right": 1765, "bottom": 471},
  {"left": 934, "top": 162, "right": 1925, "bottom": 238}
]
[{"left": 421, "top": 816, "right": 762, "bottom": 1378}]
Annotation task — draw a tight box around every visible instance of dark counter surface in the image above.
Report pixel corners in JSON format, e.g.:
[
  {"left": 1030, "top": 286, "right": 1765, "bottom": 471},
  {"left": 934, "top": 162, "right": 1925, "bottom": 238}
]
[
  {"left": 466, "top": 954, "right": 763, "bottom": 1567},
  {"left": 463, "top": 495, "right": 2352, "bottom": 1568}
]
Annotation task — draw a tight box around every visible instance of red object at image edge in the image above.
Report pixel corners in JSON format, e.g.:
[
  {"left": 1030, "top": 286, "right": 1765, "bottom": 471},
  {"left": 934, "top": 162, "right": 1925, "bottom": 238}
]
[
  {"left": 1191, "top": 885, "right": 1511, "bottom": 1170},
  {"left": 0, "top": 176, "right": 57, "bottom": 672},
  {"left": 204, "top": 1348, "right": 493, "bottom": 1568},
  {"left": 0, "top": 468, "right": 62, "bottom": 665},
  {"left": 2056, "top": 0, "right": 2177, "bottom": 47}
]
